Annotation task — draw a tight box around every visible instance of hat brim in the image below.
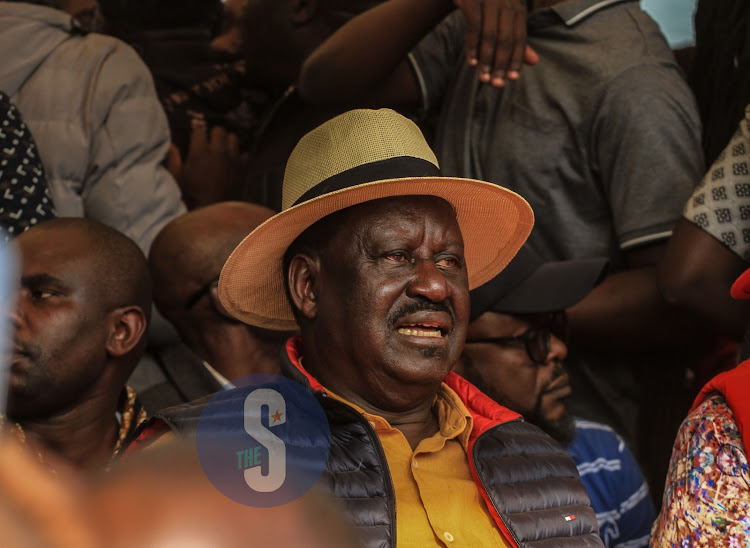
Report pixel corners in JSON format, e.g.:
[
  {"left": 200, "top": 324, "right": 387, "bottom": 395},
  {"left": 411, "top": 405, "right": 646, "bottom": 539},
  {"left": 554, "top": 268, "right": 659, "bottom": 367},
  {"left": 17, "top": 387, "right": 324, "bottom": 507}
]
[
  {"left": 218, "top": 177, "right": 534, "bottom": 330},
  {"left": 482, "top": 257, "right": 609, "bottom": 315}
]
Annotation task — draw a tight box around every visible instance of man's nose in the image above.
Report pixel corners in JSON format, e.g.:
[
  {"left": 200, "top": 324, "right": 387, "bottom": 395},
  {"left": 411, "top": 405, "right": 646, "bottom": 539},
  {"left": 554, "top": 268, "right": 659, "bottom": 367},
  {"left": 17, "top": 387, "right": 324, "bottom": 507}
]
[
  {"left": 407, "top": 258, "right": 450, "bottom": 302},
  {"left": 7, "top": 292, "right": 23, "bottom": 329},
  {"left": 547, "top": 333, "right": 568, "bottom": 363}
]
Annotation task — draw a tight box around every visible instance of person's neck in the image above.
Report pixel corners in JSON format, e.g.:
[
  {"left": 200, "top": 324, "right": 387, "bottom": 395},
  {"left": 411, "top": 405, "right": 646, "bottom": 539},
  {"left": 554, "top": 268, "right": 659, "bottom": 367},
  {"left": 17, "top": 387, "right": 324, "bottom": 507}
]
[
  {"left": 193, "top": 324, "right": 283, "bottom": 381},
  {"left": 14, "top": 391, "right": 120, "bottom": 470},
  {"left": 299, "top": 341, "right": 441, "bottom": 450},
  {"left": 339, "top": 388, "right": 440, "bottom": 450}
]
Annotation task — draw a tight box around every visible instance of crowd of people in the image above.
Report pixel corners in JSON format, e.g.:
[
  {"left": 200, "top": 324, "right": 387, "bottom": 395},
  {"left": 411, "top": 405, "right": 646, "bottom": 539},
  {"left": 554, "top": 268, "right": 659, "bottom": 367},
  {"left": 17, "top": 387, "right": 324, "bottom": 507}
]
[{"left": 1, "top": 0, "right": 749, "bottom": 546}]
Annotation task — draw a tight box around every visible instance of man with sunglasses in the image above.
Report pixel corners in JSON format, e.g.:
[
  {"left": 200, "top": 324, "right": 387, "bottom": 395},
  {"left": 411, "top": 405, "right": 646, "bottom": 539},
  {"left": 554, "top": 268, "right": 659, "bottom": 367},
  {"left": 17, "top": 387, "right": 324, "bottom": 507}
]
[{"left": 457, "top": 246, "right": 656, "bottom": 548}]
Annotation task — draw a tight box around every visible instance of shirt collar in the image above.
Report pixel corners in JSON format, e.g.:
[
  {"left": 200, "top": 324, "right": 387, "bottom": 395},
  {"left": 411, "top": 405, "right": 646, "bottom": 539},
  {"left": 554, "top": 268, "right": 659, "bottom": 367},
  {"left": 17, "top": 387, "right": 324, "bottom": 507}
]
[
  {"left": 202, "top": 361, "right": 236, "bottom": 390},
  {"left": 326, "top": 383, "right": 475, "bottom": 450},
  {"left": 531, "top": 0, "right": 635, "bottom": 28}
]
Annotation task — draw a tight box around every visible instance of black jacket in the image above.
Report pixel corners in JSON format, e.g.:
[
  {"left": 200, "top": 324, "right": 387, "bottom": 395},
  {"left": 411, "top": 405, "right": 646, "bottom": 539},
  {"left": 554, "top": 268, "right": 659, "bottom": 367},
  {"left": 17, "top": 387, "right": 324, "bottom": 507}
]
[{"left": 133, "top": 339, "right": 603, "bottom": 547}]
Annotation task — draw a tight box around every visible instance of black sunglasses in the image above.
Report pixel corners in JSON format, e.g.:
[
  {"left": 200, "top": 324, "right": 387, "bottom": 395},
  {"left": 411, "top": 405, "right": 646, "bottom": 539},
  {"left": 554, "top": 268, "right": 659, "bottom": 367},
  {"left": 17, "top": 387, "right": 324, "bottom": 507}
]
[
  {"left": 465, "top": 312, "right": 568, "bottom": 365},
  {"left": 185, "top": 275, "right": 220, "bottom": 310}
]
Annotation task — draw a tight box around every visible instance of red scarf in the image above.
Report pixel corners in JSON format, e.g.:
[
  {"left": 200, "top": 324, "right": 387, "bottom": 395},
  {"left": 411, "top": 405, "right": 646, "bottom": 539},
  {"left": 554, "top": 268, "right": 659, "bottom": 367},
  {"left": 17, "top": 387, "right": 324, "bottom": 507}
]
[{"left": 691, "top": 358, "right": 750, "bottom": 450}]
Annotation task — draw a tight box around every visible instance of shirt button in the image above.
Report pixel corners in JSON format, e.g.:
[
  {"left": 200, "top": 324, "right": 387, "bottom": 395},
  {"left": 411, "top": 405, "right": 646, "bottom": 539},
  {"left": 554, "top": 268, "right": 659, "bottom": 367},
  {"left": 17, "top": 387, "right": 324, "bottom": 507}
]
[
  {"left": 412, "top": 458, "right": 418, "bottom": 469},
  {"left": 368, "top": 420, "right": 376, "bottom": 428},
  {"left": 443, "top": 531, "right": 454, "bottom": 543}
]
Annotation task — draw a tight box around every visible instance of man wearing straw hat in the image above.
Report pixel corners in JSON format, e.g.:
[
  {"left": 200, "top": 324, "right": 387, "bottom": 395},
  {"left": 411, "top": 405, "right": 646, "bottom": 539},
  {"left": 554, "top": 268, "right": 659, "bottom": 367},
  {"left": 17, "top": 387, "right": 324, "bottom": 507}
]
[{"left": 134, "top": 108, "right": 601, "bottom": 547}]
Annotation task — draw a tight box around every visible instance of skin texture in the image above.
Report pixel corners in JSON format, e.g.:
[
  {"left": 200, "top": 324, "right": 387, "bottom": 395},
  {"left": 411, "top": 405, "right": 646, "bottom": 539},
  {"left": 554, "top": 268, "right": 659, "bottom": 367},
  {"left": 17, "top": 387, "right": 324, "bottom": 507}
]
[
  {"left": 288, "top": 196, "right": 469, "bottom": 447},
  {"left": 566, "top": 241, "right": 712, "bottom": 351},
  {"left": 457, "top": 311, "right": 575, "bottom": 445},
  {"left": 150, "top": 202, "right": 292, "bottom": 379},
  {"left": 7, "top": 219, "right": 149, "bottom": 468},
  {"left": 658, "top": 218, "right": 750, "bottom": 341},
  {"left": 9, "top": 236, "right": 109, "bottom": 418}
]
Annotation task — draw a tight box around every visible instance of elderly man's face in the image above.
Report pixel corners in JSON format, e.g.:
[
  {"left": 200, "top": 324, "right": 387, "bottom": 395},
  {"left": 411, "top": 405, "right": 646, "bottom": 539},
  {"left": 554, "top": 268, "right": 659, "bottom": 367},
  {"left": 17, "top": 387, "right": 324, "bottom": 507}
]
[{"left": 312, "top": 196, "right": 470, "bottom": 398}]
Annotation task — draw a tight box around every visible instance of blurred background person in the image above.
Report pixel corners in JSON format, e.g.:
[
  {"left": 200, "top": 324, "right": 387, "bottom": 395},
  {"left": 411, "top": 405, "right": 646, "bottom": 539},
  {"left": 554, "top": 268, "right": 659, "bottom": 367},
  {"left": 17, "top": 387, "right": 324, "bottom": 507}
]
[
  {"left": 0, "top": 0, "right": 185, "bottom": 255},
  {"left": 136, "top": 202, "right": 295, "bottom": 414}
]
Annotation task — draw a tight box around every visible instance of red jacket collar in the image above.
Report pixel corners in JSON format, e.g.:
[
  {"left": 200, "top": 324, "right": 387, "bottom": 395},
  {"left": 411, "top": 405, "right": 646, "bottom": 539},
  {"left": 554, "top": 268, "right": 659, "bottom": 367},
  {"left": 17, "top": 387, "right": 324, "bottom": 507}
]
[
  {"left": 692, "top": 358, "right": 750, "bottom": 451},
  {"left": 284, "top": 336, "right": 521, "bottom": 436}
]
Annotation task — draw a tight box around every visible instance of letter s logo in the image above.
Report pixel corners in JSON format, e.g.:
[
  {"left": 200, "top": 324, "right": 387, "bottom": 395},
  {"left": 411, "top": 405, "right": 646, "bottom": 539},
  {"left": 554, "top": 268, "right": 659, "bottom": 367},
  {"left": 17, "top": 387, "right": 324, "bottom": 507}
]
[{"left": 243, "top": 388, "right": 286, "bottom": 492}]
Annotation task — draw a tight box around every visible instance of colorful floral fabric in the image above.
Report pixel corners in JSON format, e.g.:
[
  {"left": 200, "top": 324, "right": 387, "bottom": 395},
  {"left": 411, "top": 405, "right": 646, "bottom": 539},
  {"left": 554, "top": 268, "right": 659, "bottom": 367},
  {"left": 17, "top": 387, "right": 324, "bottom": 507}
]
[{"left": 651, "top": 393, "right": 750, "bottom": 545}]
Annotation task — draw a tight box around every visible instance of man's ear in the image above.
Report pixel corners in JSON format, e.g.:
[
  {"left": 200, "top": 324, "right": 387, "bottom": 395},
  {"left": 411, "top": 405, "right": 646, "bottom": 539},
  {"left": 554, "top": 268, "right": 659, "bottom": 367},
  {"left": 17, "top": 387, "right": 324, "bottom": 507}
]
[
  {"left": 288, "top": 253, "right": 320, "bottom": 321},
  {"left": 290, "top": 0, "right": 318, "bottom": 25},
  {"left": 106, "top": 306, "right": 147, "bottom": 358}
]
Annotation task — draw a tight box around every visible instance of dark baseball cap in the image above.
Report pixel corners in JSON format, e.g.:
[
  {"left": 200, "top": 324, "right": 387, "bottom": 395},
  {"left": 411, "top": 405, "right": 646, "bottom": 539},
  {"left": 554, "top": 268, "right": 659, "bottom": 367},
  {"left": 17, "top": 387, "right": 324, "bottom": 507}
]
[{"left": 469, "top": 245, "right": 609, "bottom": 321}]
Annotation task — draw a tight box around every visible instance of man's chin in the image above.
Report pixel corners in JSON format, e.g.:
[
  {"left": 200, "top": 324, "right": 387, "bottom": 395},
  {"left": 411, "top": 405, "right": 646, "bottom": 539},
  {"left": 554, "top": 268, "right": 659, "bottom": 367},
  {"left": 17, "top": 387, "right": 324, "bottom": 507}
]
[{"left": 534, "top": 413, "right": 576, "bottom": 447}]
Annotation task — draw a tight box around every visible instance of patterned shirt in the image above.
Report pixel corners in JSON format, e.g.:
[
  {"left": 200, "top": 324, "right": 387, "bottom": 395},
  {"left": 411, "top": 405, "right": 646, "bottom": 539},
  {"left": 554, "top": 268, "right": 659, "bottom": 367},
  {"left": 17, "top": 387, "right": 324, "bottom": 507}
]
[
  {"left": 684, "top": 104, "right": 750, "bottom": 262},
  {"left": 0, "top": 90, "right": 55, "bottom": 242},
  {"left": 568, "top": 418, "right": 655, "bottom": 548},
  {"left": 651, "top": 393, "right": 750, "bottom": 545}
]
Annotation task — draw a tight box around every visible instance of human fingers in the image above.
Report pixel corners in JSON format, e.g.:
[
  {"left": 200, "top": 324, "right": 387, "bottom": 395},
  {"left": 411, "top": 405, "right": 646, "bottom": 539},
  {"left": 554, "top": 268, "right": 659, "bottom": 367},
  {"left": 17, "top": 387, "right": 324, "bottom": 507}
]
[
  {"left": 524, "top": 44, "right": 539, "bottom": 65},
  {"left": 458, "top": 0, "right": 482, "bottom": 67},
  {"left": 208, "top": 125, "right": 230, "bottom": 151},
  {"left": 478, "top": 0, "right": 501, "bottom": 84},
  {"left": 493, "top": 4, "right": 527, "bottom": 86},
  {"left": 189, "top": 119, "right": 209, "bottom": 151}
]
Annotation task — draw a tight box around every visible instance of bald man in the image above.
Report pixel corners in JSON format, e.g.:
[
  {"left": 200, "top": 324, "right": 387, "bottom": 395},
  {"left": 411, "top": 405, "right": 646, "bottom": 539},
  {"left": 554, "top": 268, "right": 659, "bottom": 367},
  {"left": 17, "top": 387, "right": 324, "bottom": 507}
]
[
  {"left": 6, "top": 218, "right": 150, "bottom": 470},
  {"left": 142, "top": 202, "right": 295, "bottom": 413}
]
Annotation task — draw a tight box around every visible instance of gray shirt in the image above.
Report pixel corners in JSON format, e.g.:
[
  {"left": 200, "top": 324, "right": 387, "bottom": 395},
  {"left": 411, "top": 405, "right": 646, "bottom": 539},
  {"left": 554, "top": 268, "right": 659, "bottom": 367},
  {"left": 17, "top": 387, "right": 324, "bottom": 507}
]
[
  {"left": 409, "top": 0, "right": 704, "bottom": 267},
  {"left": 408, "top": 0, "right": 704, "bottom": 473}
]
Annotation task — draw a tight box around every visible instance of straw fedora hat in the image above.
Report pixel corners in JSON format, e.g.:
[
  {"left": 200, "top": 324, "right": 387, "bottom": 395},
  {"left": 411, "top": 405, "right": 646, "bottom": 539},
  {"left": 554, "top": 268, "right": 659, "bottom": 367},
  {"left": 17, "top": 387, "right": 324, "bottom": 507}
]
[{"left": 219, "top": 109, "right": 534, "bottom": 330}]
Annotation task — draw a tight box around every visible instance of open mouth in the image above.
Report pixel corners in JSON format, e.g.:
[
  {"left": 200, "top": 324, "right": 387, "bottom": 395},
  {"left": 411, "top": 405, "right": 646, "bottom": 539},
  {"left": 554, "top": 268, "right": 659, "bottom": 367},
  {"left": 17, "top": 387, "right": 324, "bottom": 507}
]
[{"left": 396, "top": 323, "right": 446, "bottom": 338}]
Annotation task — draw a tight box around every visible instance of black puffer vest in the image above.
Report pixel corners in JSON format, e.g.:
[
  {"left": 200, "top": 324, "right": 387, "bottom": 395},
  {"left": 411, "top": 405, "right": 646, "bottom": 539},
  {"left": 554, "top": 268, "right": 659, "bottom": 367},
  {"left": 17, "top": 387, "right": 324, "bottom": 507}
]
[{"left": 135, "top": 341, "right": 602, "bottom": 548}]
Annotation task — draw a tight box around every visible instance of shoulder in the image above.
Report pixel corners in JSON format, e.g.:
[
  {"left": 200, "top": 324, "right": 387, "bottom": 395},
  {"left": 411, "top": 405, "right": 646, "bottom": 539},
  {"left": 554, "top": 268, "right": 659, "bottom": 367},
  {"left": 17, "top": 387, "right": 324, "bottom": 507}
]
[
  {"left": 682, "top": 392, "right": 742, "bottom": 447},
  {"left": 81, "top": 34, "right": 153, "bottom": 87},
  {"left": 653, "top": 393, "right": 750, "bottom": 544}
]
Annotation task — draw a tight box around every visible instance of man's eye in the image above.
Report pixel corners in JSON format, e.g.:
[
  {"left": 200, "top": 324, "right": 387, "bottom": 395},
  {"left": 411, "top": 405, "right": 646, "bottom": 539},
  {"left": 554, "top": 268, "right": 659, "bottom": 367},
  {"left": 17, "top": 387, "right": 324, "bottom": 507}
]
[
  {"left": 29, "top": 289, "right": 55, "bottom": 300},
  {"left": 384, "top": 252, "right": 408, "bottom": 262},
  {"left": 436, "top": 256, "right": 459, "bottom": 268}
]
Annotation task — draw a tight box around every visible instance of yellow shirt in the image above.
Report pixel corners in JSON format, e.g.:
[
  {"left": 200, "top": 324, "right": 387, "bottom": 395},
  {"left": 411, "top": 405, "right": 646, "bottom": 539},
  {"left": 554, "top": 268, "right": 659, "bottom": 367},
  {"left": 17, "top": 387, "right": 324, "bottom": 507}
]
[{"left": 329, "top": 384, "right": 511, "bottom": 548}]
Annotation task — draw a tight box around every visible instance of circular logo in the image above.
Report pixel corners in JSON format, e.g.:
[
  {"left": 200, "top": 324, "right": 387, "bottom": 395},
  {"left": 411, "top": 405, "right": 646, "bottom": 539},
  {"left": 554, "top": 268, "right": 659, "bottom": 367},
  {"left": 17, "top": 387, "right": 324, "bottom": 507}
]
[{"left": 195, "top": 374, "right": 331, "bottom": 507}]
